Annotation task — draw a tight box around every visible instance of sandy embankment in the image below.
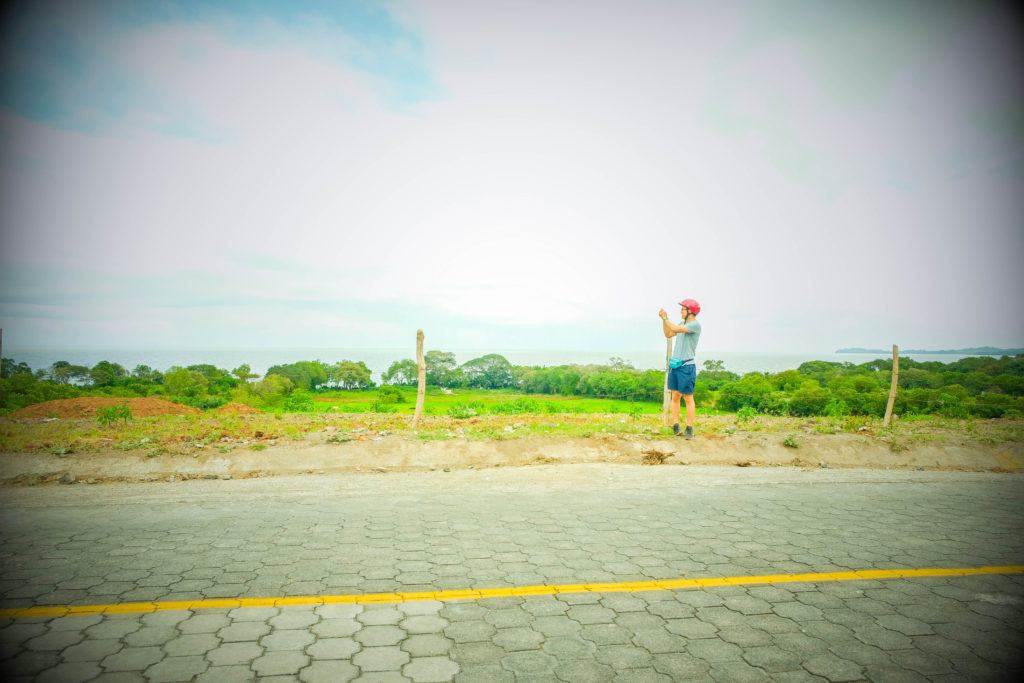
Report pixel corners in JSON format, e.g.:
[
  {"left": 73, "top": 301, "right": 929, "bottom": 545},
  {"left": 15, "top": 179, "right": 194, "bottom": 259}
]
[{"left": 2, "top": 431, "right": 1022, "bottom": 485}]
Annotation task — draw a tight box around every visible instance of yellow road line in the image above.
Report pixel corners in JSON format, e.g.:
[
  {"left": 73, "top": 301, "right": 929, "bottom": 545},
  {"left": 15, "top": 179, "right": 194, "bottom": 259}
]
[{"left": 2, "top": 565, "right": 1021, "bottom": 620}]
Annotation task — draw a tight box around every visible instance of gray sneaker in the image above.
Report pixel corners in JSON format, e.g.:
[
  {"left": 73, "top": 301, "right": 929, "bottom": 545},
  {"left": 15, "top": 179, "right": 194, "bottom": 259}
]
[
  {"left": 672, "top": 423, "right": 680, "bottom": 436},
  {"left": 684, "top": 426, "right": 694, "bottom": 439}
]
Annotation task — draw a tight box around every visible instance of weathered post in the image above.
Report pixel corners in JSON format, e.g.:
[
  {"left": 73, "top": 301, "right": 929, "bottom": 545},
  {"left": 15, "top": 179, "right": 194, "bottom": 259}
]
[
  {"left": 884, "top": 344, "right": 899, "bottom": 427},
  {"left": 663, "top": 338, "right": 672, "bottom": 426},
  {"left": 413, "top": 330, "right": 426, "bottom": 428}
]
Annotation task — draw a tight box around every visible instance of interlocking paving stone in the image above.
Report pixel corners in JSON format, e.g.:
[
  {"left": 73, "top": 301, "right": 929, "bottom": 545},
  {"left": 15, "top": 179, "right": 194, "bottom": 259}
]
[
  {"left": 773, "top": 632, "right": 831, "bottom": 655},
  {"left": 631, "top": 628, "right": 689, "bottom": 654},
  {"left": 100, "top": 645, "right": 165, "bottom": 672},
  {"left": 312, "top": 617, "right": 362, "bottom": 638},
  {"left": 251, "top": 650, "right": 309, "bottom": 676},
  {"left": 269, "top": 609, "right": 319, "bottom": 630},
  {"left": 355, "top": 624, "right": 407, "bottom": 647},
  {"left": 400, "top": 633, "right": 452, "bottom": 657},
  {"left": 594, "top": 643, "right": 653, "bottom": 669},
  {"left": 259, "top": 627, "right": 315, "bottom": 651},
  {"left": 141, "top": 611, "right": 191, "bottom": 628},
  {"left": 686, "top": 637, "right": 744, "bottom": 662},
  {"left": 61, "top": 637, "right": 123, "bottom": 662},
  {"left": 492, "top": 625, "right": 544, "bottom": 652},
  {"left": 741, "top": 644, "right": 804, "bottom": 672},
  {"left": 358, "top": 607, "right": 405, "bottom": 626},
  {"left": 144, "top": 654, "right": 209, "bottom": 682},
  {"left": 299, "top": 659, "right": 360, "bottom": 682},
  {"left": 204, "top": 641, "right": 264, "bottom": 666},
  {"left": 802, "top": 652, "right": 866, "bottom": 681},
  {"left": 308, "top": 636, "right": 361, "bottom": 659},
  {"left": 162, "top": 632, "right": 219, "bottom": 657},
  {"left": 500, "top": 649, "right": 558, "bottom": 675},
  {"left": 84, "top": 617, "right": 142, "bottom": 640},
  {"left": 581, "top": 622, "right": 634, "bottom": 644},
  {"left": 554, "top": 658, "right": 617, "bottom": 681},
  {"left": 352, "top": 644, "right": 411, "bottom": 671},
  {"left": 454, "top": 662, "right": 513, "bottom": 682},
  {"left": 3, "top": 469, "right": 1024, "bottom": 682},
  {"left": 402, "top": 655, "right": 461, "bottom": 682},
  {"left": 25, "top": 629, "right": 84, "bottom": 651},
  {"left": 400, "top": 615, "right": 448, "bottom": 634},
  {"left": 398, "top": 601, "right": 443, "bottom": 617},
  {"left": 444, "top": 620, "right": 496, "bottom": 643},
  {"left": 35, "top": 661, "right": 102, "bottom": 683},
  {"left": 177, "top": 613, "right": 229, "bottom": 634},
  {"left": 708, "top": 659, "right": 773, "bottom": 682},
  {"left": 853, "top": 624, "right": 915, "bottom": 650},
  {"left": 217, "top": 620, "right": 270, "bottom": 642}
]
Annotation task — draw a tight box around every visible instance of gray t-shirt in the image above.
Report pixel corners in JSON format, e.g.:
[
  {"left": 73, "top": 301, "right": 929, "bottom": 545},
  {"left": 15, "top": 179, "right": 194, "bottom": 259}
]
[{"left": 672, "top": 317, "right": 702, "bottom": 366}]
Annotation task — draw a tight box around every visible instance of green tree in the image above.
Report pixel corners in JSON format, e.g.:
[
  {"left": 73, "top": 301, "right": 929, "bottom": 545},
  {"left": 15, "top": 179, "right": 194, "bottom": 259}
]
[
  {"left": 1, "top": 359, "right": 33, "bottom": 379},
  {"left": 460, "top": 354, "right": 514, "bottom": 389},
  {"left": 89, "top": 361, "right": 128, "bottom": 387},
  {"left": 329, "top": 360, "right": 374, "bottom": 390},
  {"left": 703, "top": 359, "right": 725, "bottom": 373},
  {"left": 186, "top": 364, "right": 237, "bottom": 393},
  {"left": 267, "top": 361, "right": 329, "bottom": 391},
  {"left": 424, "top": 351, "right": 458, "bottom": 387},
  {"left": 163, "top": 366, "right": 209, "bottom": 397},
  {"left": 253, "top": 373, "right": 294, "bottom": 397},
  {"left": 382, "top": 359, "right": 419, "bottom": 386},
  {"left": 232, "top": 363, "right": 258, "bottom": 382},
  {"left": 131, "top": 365, "right": 162, "bottom": 383}
]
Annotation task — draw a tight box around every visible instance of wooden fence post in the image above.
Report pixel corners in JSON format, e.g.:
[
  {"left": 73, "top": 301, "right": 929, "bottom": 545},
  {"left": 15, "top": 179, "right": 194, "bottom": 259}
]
[
  {"left": 884, "top": 344, "right": 899, "bottom": 427},
  {"left": 413, "top": 330, "right": 426, "bottom": 428},
  {"left": 663, "top": 338, "right": 672, "bottom": 426}
]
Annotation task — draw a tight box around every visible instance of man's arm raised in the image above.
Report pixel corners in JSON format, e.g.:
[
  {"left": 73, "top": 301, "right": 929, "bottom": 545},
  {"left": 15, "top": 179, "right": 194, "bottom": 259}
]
[{"left": 659, "top": 309, "right": 688, "bottom": 337}]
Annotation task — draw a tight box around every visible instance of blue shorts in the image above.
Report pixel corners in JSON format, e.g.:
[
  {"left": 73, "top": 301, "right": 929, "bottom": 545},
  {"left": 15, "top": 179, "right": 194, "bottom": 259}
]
[{"left": 668, "top": 364, "right": 696, "bottom": 395}]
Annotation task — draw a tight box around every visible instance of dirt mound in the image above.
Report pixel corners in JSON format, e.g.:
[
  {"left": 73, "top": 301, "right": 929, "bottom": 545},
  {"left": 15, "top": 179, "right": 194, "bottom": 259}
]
[
  {"left": 215, "top": 402, "right": 263, "bottom": 415},
  {"left": 9, "top": 397, "right": 201, "bottom": 419}
]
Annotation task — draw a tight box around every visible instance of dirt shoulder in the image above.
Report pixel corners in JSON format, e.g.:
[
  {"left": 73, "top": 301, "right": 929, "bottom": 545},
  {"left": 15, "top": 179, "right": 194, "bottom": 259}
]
[{"left": 3, "top": 427, "right": 1022, "bottom": 486}]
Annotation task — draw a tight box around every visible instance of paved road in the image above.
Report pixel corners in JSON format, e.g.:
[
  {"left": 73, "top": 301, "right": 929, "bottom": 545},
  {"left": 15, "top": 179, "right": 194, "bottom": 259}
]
[{"left": 1, "top": 465, "right": 1023, "bottom": 682}]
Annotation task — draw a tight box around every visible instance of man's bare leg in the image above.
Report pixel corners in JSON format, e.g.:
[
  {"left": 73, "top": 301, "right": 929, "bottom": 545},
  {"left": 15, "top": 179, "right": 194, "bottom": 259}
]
[
  {"left": 683, "top": 393, "right": 695, "bottom": 438},
  {"left": 683, "top": 394, "right": 695, "bottom": 426},
  {"left": 671, "top": 390, "right": 682, "bottom": 434}
]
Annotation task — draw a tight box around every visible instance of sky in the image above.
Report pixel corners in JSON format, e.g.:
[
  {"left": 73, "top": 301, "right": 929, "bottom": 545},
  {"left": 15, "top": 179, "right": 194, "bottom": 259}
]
[{"left": 1, "top": 0, "right": 1022, "bottom": 355}]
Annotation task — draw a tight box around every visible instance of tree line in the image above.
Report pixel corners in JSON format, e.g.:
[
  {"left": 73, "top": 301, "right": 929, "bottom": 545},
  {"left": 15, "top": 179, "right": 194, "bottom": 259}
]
[{"left": 1, "top": 353, "right": 1022, "bottom": 418}]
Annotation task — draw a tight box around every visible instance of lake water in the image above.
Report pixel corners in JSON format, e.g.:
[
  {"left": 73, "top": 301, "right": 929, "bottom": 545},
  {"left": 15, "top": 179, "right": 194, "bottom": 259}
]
[{"left": 3, "top": 347, "right": 1002, "bottom": 382}]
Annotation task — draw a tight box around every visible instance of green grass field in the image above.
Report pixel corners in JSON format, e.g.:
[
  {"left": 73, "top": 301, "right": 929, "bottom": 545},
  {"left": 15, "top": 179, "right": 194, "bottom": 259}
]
[{"left": 304, "top": 387, "right": 734, "bottom": 417}]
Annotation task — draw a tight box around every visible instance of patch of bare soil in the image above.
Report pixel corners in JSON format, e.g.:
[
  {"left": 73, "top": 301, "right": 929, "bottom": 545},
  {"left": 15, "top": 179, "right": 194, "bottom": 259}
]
[
  {"left": 214, "top": 402, "right": 264, "bottom": 415},
  {"left": 8, "top": 397, "right": 200, "bottom": 419},
  {"left": 2, "top": 430, "right": 1022, "bottom": 486}
]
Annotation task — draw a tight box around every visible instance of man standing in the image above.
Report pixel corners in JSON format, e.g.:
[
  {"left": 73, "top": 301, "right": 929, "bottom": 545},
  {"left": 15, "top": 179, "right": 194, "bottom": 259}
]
[{"left": 659, "top": 299, "right": 702, "bottom": 438}]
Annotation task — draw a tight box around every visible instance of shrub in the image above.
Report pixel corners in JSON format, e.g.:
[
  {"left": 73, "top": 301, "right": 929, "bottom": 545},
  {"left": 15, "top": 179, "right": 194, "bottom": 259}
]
[
  {"left": 489, "top": 398, "right": 540, "bottom": 415},
  {"left": 188, "top": 396, "right": 227, "bottom": 411},
  {"left": 824, "top": 398, "right": 849, "bottom": 418},
  {"left": 283, "top": 392, "right": 314, "bottom": 412},
  {"left": 377, "top": 384, "right": 406, "bottom": 404},
  {"left": 787, "top": 386, "right": 829, "bottom": 417},
  {"left": 97, "top": 404, "right": 133, "bottom": 427},
  {"left": 736, "top": 406, "right": 756, "bottom": 424},
  {"left": 448, "top": 401, "right": 484, "bottom": 419},
  {"left": 938, "top": 393, "right": 969, "bottom": 419}
]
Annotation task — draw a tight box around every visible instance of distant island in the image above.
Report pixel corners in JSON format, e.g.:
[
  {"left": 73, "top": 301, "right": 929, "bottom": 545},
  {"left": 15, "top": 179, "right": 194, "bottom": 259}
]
[{"left": 837, "top": 346, "right": 1024, "bottom": 355}]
